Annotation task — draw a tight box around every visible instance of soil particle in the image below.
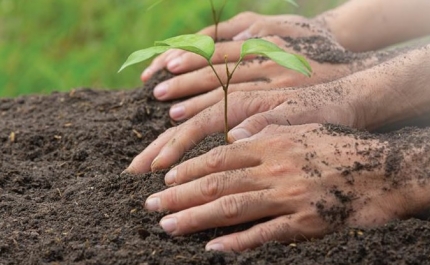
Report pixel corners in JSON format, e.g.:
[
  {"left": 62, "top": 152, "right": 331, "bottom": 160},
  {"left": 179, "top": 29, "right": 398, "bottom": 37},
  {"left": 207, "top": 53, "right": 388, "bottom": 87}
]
[
  {"left": 316, "top": 187, "right": 355, "bottom": 228},
  {"left": 1, "top": 70, "right": 430, "bottom": 264},
  {"left": 282, "top": 35, "right": 414, "bottom": 67}
]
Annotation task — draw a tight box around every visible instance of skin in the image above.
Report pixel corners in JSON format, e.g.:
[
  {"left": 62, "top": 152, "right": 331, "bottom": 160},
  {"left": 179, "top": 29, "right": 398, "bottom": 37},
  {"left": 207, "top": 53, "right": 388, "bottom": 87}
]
[
  {"left": 126, "top": 44, "right": 430, "bottom": 174},
  {"left": 323, "top": 0, "right": 430, "bottom": 52},
  {"left": 149, "top": 35, "right": 357, "bottom": 121},
  {"left": 143, "top": 124, "right": 430, "bottom": 251}
]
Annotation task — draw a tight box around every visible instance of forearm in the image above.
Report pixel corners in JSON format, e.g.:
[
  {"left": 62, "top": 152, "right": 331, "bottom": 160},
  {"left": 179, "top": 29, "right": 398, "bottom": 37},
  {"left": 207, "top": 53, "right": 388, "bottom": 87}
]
[
  {"left": 316, "top": 0, "right": 430, "bottom": 52},
  {"left": 348, "top": 44, "right": 430, "bottom": 130}
]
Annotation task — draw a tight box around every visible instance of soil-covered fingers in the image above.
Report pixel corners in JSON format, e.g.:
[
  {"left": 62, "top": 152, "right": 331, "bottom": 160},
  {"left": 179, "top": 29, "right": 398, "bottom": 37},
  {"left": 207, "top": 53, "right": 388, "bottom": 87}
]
[
  {"left": 141, "top": 12, "right": 265, "bottom": 81},
  {"left": 161, "top": 40, "right": 245, "bottom": 75},
  {"left": 152, "top": 54, "right": 271, "bottom": 102},
  {"left": 146, "top": 167, "right": 261, "bottom": 212},
  {"left": 163, "top": 140, "right": 261, "bottom": 186},
  {"left": 157, "top": 189, "right": 296, "bottom": 236},
  {"left": 125, "top": 126, "right": 180, "bottom": 173},
  {"left": 228, "top": 82, "right": 361, "bottom": 142},
  {"left": 206, "top": 213, "right": 328, "bottom": 251},
  {"left": 141, "top": 49, "right": 185, "bottom": 81},
  {"left": 142, "top": 90, "right": 288, "bottom": 172},
  {"left": 168, "top": 81, "right": 276, "bottom": 121}
]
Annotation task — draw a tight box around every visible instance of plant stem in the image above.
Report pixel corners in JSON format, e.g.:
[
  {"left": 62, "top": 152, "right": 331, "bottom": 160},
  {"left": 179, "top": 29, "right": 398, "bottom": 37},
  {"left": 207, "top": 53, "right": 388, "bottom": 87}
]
[
  {"left": 209, "top": 0, "right": 227, "bottom": 42},
  {"left": 208, "top": 60, "right": 231, "bottom": 143}
]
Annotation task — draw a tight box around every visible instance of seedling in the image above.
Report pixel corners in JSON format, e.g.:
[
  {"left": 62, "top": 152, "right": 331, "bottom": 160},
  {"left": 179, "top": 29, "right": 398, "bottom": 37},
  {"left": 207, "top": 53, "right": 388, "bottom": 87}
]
[
  {"left": 119, "top": 34, "right": 311, "bottom": 142},
  {"left": 209, "top": 0, "right": 227, "bottom": 42}
]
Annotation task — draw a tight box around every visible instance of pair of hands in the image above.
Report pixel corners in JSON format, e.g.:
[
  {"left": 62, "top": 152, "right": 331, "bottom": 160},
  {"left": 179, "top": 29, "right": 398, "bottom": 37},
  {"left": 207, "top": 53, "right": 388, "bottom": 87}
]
[
  {"left": 141, "top": 12, "right": 355, "bottom": 121},
  {"left": 129, "top": 12, "right": 430, "bottom": 251}
]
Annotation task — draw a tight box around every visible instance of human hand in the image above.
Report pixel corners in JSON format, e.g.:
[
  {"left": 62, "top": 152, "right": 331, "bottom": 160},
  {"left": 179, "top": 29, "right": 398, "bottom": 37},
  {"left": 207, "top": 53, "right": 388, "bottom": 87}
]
[
  {"left": 143, "top": 124, "right": 418, "bottom": 251},
  {"left": 153, "top": 34, "right": 357, "bottom": 121},
  {"left": 141, "top": 13, "right": 360, "bottom": 121},
  {"left": 126, "top": 43, "right": 430, "bottom": 174},
  {"left": 142, "top": 12, "right": 332, "bottom": 81},
  {"left": 125, "top": 78, "right": 363, "bottom": 174}
]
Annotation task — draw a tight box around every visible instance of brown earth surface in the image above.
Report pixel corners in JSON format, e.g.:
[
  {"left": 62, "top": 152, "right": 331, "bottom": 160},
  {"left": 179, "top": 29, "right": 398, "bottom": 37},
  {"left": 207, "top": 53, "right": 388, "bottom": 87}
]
[{"left": 1, "top": 68, "right": 430, "bottom": 264}]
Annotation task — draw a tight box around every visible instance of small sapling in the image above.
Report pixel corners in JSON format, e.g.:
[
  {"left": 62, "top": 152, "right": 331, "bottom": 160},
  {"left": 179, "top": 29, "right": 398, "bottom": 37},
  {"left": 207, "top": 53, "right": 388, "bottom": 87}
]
[{"left": 119, "top": 34, "right": 311, "bottom": 142}]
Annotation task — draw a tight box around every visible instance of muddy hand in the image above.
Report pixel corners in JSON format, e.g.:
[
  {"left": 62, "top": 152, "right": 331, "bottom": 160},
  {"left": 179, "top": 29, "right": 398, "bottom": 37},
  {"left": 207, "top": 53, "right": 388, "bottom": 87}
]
[
  {"left": 141, "top": 12, "right": 336, "bottom": 82},
  {"left": 127, "top": 44, "right": 430, "bottom": 174},
  {"left": 125, "top": 81, "right": 361, "bottom": 174},
  {"left": 143, "top": 124, "right": 426, "bottom": 251},
  {"left": 141, "top": 12, "right": 267, "bottom": 82},
  {"left": 156, "top": 34, "right": 357, "bottom": 121}
]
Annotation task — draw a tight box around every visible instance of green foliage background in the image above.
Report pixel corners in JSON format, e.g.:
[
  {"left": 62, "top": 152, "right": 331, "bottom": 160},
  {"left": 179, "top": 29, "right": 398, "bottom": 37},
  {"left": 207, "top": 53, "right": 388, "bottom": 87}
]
[{"left": 0, "top": 0, "right": 345, "bottom": 98}]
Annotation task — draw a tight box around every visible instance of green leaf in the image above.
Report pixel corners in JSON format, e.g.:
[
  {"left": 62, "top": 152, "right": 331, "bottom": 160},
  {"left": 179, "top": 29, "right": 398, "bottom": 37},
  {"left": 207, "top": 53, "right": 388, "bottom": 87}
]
[
  {"left": 284, "top": 0, "right": 299, "bottom": 8},
  {"left": 155, "top": 34, "right": 215, "bottom": 61},
  {"left": 118, "top": 46, "right": 170, "bottom": 72},
  {"left": 241, "top": 39, "right": 311, "bottom": 76}
]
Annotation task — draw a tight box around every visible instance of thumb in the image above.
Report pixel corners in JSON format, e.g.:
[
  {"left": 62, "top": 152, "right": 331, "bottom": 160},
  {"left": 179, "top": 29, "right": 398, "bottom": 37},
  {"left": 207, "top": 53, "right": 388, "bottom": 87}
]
[{"left": 228, "top": 111, "right": 278, "bottom": 142}]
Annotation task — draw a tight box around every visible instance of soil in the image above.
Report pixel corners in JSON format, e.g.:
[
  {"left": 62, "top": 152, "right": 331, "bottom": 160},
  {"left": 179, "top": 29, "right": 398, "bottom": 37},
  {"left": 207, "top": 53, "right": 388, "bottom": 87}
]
[{"left": 2, "top": 69, "right": 430, "bottom": 263}]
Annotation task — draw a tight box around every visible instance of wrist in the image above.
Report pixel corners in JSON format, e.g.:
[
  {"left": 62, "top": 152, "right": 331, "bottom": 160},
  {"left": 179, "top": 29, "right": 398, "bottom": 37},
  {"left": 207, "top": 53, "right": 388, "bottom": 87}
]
[{"left": 386, "top": 128, "right": 430, "bottom": 218}]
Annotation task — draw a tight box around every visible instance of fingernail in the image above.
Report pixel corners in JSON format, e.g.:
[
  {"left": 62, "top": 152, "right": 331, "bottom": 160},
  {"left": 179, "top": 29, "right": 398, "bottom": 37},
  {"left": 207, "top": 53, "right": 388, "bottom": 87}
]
[
  {"left": 233, "top": 30, "right": 251, "bottom": 41},
  {"left": 206, "top": 243, "right": 224, "bottom": 251},
  {"left": 165, "top": 169, "right": 177, "bottom": 185},
  {"left": 160, "top": 217, "right": 177, "bottom": 234},
  {"left": 154, "top": 83, "right": 168, "bottom": 99},
  {"left": 169, "top": 105, "right": 185, "bottom": 120},
  {"left": 145, "top": 197, "right": 161, "bottom": 211},
  {"left": 167, "top": 57, "right": 182, "bottom": 72},
  {"left": 229, "top": 128, "right": 251, "bottom": 141},
  {"left": 120, "top": 170, "right": 128, "bottom": 176},
  {"left": 141, "top": 67, "right": 153, "bottom": 81},
  {"left": 151, "top": 157, "right": 161, "bottom": 172}
]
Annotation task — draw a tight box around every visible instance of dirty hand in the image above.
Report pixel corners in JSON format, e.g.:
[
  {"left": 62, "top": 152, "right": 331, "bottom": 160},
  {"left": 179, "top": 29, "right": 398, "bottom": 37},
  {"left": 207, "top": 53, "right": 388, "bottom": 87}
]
[
  {"left": 141, "top": 12, "right": 331, "bottom": 82},
  {"left": 125, "top": 80, "right": 360, "bottom": 174},
  {"left": 143, "top": 124, "right": 429, "bottom": 251},
  {"left": 153, "top": 34, "right": 359, "bottom": 121},
  {"left": 125, "top": 44, "right": 430, "bottom": 174},
  {"left": 141, "top": 13, "right": 359, "bottom": 121}
]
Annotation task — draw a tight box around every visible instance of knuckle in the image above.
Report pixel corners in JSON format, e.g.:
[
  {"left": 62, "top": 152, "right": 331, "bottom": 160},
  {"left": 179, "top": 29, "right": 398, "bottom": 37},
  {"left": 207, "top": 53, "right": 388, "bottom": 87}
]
[
  {"left": 163, "top": 126, "right": 177, "bottom": 135},
  {"left": 266, "top": 162, "right": 289, "bottom": 176},
  {"left": 229, "top": 91, "right": 248, "bottom": 102},
  {"left": 211, "top": 48, "right": 225, "bottom": 63},
  {"left": 205, "top": 147, "right": 226, "bottom": 170},
  {"left": 241, "top": 92, "right": 277, "bottom": 116},
  {"left": 219, "top": 195, "right": 242, "bottom": 219},
  {"left": 199, "top": 176, "right": 223, "bottom": 200},
  {"left": 263, "top": 35, "right": 284, "bottom": 46},
  {"left": 247, "top": 114, "right": 272, "bottom": 131},
  {"left": 254, "top": 225, "right": 277, "bottom": 244},
  {"left": 261, "top": 124, "right": 282, "bottom": 134},
  {"left": 249, "top": 20, "right": 266, "bottom": 33},
  {"left": 162, "top": 188, "right": 179, "bottom": 210},
  {"left": 230, "top": 235, "right": 249, "bottom": 251},
  {"left": 203, "top": 67, "right": 223, "bottom": 86}
]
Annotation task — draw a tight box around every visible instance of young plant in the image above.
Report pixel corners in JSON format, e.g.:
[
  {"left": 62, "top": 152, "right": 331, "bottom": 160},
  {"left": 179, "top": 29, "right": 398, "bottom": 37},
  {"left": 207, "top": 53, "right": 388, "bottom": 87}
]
[
  {"left": 209, "top": 0, "right": 227, "bottom": 42},
  {"left": 118, "top": 34, "right": 311, "bottom": 142}
]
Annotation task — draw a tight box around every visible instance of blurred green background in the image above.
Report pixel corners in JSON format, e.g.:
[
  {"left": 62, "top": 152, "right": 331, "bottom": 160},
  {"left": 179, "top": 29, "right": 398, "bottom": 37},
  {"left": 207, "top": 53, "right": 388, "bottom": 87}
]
[{"left": 0, "top": 0, "right": 345, "bottom": 98}]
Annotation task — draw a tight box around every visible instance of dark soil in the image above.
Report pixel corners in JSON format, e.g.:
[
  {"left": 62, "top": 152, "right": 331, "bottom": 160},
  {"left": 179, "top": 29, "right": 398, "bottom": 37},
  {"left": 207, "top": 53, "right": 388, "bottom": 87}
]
[{"left": 2, "top": 69, "right": 430, "bottom": 264}]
